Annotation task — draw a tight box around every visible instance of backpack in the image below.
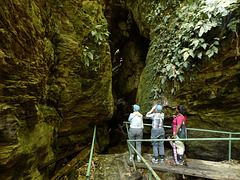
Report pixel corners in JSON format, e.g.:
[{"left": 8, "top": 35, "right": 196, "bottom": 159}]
[{"left": 177, "top": 114, "right": 187, "bottom": 139}]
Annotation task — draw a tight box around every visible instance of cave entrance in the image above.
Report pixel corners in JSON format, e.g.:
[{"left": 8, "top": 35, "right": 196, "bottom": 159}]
[{"left": 104, "top": 4, "right": 150, "bottom": 153}]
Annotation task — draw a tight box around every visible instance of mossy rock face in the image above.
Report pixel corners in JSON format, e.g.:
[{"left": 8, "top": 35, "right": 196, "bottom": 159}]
[
  {"left": 126, "top": 0, "right": 240, "bottom": 160},
  {"left": 0, "top": 0, "right": 113, "bottom": 179},
  {"left": 48, "top": 0, "right": 114, "bottom": 150}
]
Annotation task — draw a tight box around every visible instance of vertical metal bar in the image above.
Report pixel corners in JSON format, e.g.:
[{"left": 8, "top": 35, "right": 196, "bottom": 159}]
[
  {"left": 128, "top": 141, "right": 161, "bottom": 180},
  {"left": 149, "top": 170, "right": 152, "bottom": 180},
  {"left": 126, "top": 123, "right": 129, "bottom": 136},
  {"left": 127, "top": 142, "right": 136, "bottom": 171},
  {"left": 86, "top": 125, "right": 97, "bottom": 179},
  {"left": 229, "top": 133, "right": 232, "bottom": 161}
]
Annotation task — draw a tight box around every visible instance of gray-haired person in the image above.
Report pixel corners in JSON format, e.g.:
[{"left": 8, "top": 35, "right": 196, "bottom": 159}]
[
  {"left": 146, "top": 105, "right": 165, "bottom": 163},
  {"left": 128, "top": 104, "right": 143, "bottom": 162}
]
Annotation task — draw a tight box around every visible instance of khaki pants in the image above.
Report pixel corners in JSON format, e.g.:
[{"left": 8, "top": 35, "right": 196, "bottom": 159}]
[
  {"left": 175, "top": 140, "right": 185, "bottom": 155},
  {"left": 173, "top": 132, "right": 185, "bottom": 155}
]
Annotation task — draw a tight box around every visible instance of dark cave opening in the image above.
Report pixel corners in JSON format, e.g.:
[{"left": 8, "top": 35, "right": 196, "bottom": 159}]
[{"left": 104, "top": 3, "right": 151, "bottom": 153}]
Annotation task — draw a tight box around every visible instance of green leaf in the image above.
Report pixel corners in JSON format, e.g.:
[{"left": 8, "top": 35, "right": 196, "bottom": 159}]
[
  {"left": 85, "top": 59, "right": 89, "bottom": 66},
  {"left": 161, "top": 77, "right": 166, "bottom": 84},
  {"left": 166, "top": 64, "right": 172, "bottom": 71},
  {"left": 161, "top": 68, "right": 166, "bottom": 73},
  {"left": 197, "top": 52, "right": 202, "bottom": 59},
  {"left": 92, "top": 67, "right": 97, "bottom": 71},
  {"left": 206, "top": 49, "right": 214, "bottom": 58},
  {"left": 88, "top": 52, "right": 94, "bottom": 60},
  {"left": 163, "top": 58, "right": 168, "bottom": 64},
  {"left": 188, "top": 49, "right": 194, "bottom": 58},
  {"left": 195, "top": 20, "right": 203, "bottom": 30},
  {"left": 98, "top": 34, "right": 103, "bottom": 41},
  {"left": 183, "top": 52, "right": 189, "bottom": 61},
  {"left": 95, "top": 25, "right": 103, "bottom": 29},
  {"left": 201, "top": 43, "right": 208, "bottom": 49},
  {"left": 227, "top": 18, "right": 240, "bottom": 32},
  {"left": 180, "top": 48, "right": 190, "bottom": 53},
  {"left": 199, "top": 26, "right": 204, "bottom": 37},
  {"left": 183, "top": 61, "right": 188, "bottom": 68},
  {"left": 190, "top": 39, "right": 199, "bottom": 48},
  {"left": 203, "top": 23, "right": 210, "bottom": 33},
  {"left": 212, "top": 46, "right": 218, "bottom": 54},
  {"left": 221, "top": 9, "right": 228, "bottom": 16},
  {"left": 91, "top": 30, "right": 96, "bottom": 36},
  {"left": 213, "top": 41, "right": 219, "bottom": 45},
  {"left": 179, "top": 75, "right": 185, "bottom": 83}
]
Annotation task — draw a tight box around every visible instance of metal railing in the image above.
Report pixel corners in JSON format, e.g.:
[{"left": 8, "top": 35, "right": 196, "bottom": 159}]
[
  {"left": 127, "top": 142, "right": 161, "bottom": 180},
  {"left": 125, "top": 121, "right": 240, "bottom": 161},
  {"left": 125, "top": 121, "right": 240, "bottom": 179},
  {"left": 86, "top": 123, "right": 240, "bottom": 179},
  {"left": 126, "top": 122, "right": 162, "bottom": 180},
  {"left": 86, "top": 125, "right": 97, "bottom": 180}
]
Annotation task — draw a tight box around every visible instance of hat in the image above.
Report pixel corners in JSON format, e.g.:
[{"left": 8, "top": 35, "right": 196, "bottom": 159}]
[
  {"left": 133, "top": 104, "right": 140, "bottom": 111},
  {"left": 155, "top": 105, "right": 162, "bottom": 111}
]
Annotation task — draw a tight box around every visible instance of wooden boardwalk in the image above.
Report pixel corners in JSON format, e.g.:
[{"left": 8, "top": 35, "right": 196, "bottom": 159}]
[
  {"left": 127, "top": 153, "right": 240, "bottom": 180},
  {"left": 93, "top": 151, "right": 240, "bottom": 180}
]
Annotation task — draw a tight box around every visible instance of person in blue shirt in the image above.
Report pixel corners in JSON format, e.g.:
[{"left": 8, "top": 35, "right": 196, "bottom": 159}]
[
  {"left": 128, "top": 104, "right": 143, "bottom": 162},
  {"left": 146, "top": 104, "right": 165, "bottom": 163}
]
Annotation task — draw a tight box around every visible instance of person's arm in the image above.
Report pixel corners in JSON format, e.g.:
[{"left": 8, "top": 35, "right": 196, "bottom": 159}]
[
  {"left": 161, "top": 113, "right": 164, "bottom": 120},
  {"left": 128, "top": 113, "right": 134, "bottom": 122},
  {"left": 141, "top": 115, "right": 144, "bottom": 129},
  {"left": 173, "top": 125, "right": 181, "bottom": 139},
  {"left": 146, "top": 105, "right": 156, "bottom": 118}
]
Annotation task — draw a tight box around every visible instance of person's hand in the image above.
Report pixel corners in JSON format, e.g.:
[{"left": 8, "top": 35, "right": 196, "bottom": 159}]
[
  {"left": 173, "top": 135, "right": 176, "bottom": 139},
  {"left": 150, "top": 105, "right": 156, "bottom": 113},
  {"left": 170, "top": 114, "right": 176, "bottom": 118}
]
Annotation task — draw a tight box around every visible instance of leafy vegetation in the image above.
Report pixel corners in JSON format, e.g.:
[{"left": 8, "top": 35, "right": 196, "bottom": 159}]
[
  {"left": 145, "top": 0, "right": 239, "bottom": 98},
  {"left": 82, "top": 22, "right": 110, "bottom": 71}
]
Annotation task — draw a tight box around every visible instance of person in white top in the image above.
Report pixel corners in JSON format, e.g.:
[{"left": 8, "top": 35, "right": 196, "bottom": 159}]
[
  {"left": 146, "top": 104, "right": 165, "bottom": 163},
  {"left": 128, "top": 104, "right": 143, "bottom": 162}
]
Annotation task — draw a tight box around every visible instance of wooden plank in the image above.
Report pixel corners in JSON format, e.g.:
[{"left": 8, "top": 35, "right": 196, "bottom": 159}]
[
  {"left": 126, "top": 154, "right": 240, "bottom": 180},
  {"left": 50, "top": 146, "right": 90, "bottom": 180}
]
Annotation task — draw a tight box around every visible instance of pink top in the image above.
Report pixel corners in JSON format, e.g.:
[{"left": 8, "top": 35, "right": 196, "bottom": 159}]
[{"left": 172, "top": 114, "right": 186, "bottom": 133}]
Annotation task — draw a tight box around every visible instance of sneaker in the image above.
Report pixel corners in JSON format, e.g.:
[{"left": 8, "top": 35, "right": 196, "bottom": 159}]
[
  {"left": 137, "top": 156, "right": 141, "bottom": 162},
  {"left": 129, "top": 155, "right": 134, "bottom": 162},
  {"left": 152, "top": 158, "right": 159, "bottom": 163},
  {"left": 160, "top": 158, "right": 164, "bottom": 163},
  {"left": 178, "top": 155, "right": 184, "bottom": 165}
]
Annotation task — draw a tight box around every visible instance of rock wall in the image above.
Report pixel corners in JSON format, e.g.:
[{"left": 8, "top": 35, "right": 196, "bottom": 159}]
[
  {"left": 125, "top": 0, "right": 240, "bottom": 160},
  {"left": 0, "top": 0, "right": 239, "bottom": 179},
  {"left": 0, "top": 0, "right": 113, "bottom": 179}
]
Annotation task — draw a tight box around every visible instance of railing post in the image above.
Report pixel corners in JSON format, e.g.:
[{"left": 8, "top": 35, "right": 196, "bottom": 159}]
[
  {"left": 126, "top": 124, "right": 136, "bottom": 171},
  {"left": 126, "top": 123, "right": 129, "bottom": 136},
  {"left": 86, "top": 125, "right": 97, "bottom": 180},
  {"left": 149, "top": 170, "right": 152, "bottom": 180},
  {"left": 127, "top": 142, "right": 136, "bottom": 171},
  {"left": 229, "top": 133, "right": 232, "bottom": 161},
  {"left": 127, "top": 141, "right": 161, "bottom": 180}
]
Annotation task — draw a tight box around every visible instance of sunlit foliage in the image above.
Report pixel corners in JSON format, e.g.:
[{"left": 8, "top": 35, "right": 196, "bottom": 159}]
[{"left": 145, "top": 0, "right": 239, "bottom": 98}]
